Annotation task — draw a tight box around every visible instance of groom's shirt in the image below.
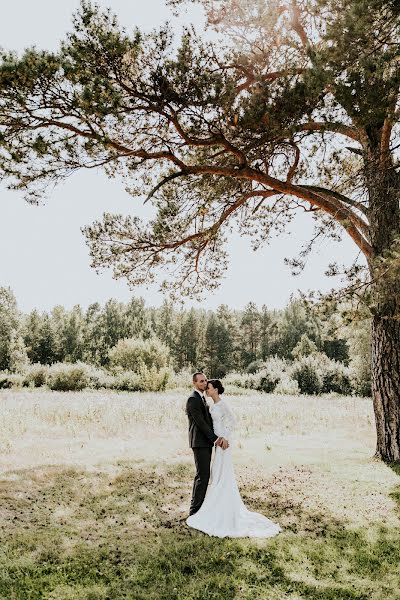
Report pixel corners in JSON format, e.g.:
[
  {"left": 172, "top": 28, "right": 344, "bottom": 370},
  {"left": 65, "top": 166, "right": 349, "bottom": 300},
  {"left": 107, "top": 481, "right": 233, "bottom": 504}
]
[{"left": 186, "top": 389, "right": 218, "bottom": 448}]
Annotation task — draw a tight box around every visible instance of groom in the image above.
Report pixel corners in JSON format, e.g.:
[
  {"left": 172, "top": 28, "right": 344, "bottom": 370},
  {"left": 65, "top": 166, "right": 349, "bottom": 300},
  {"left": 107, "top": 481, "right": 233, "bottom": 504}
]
[{"left": 186, "top": 372, "right": 229, "bottom": 515}]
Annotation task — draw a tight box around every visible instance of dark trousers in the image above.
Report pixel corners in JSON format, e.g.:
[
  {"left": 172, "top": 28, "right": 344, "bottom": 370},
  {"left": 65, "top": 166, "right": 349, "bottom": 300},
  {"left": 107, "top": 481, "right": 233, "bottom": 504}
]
[{"left": 190, "top": 446, "right": 212, "bottom": 516}]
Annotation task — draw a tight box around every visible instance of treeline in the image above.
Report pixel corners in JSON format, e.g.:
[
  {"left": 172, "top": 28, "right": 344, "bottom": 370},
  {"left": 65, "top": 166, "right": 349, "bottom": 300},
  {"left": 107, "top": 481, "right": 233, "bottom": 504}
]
[
  {"left": 0, "top": 287, "right": 371, "bottom": 395},
  {"left": 1, "top": 287, "right": 349, "bottom": 371}
]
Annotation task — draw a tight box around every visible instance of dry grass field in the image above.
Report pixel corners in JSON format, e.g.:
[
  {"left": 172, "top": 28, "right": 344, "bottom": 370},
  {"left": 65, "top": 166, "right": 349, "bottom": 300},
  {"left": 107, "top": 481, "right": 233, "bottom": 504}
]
[{"left": 0, "top": 389, "right": 399, "bottom": 599}]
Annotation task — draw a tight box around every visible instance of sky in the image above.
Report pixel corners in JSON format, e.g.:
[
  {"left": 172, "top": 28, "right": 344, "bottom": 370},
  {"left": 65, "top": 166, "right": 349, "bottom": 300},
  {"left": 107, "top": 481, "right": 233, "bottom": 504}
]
[{"left": 0, "top": 0, "right": 360, "bottom": 313}]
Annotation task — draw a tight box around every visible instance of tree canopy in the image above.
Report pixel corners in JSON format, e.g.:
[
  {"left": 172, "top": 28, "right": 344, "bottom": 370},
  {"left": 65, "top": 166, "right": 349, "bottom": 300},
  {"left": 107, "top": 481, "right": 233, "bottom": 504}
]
[{"left": 1, "top": 0, "right": 398, "bottom": 301}]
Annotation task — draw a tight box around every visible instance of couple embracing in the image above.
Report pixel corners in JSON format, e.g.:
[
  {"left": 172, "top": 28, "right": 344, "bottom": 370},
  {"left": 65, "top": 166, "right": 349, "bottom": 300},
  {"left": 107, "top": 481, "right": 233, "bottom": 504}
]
[{"left": 185, "top": 372, "right": 282, "bottom": 539}]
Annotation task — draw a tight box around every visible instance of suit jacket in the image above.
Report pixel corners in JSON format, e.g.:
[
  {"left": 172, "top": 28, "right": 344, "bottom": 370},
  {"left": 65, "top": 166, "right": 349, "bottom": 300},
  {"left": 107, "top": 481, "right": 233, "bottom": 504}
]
[{"left": 186, "top": 390, "right": 218, "bottom": 448}]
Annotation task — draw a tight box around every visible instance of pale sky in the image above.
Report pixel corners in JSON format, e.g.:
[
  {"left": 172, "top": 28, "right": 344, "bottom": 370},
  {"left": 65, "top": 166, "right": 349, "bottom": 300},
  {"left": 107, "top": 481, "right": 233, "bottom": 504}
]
[{"left": 0, "top": 0, "right": 360, "bottom": 313}]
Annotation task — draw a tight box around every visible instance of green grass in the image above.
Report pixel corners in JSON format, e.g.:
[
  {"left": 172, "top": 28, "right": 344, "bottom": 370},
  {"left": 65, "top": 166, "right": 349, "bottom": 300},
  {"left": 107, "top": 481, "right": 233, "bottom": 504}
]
[{"left": 1, "top": 462, "right": 399, "bottom": 600}]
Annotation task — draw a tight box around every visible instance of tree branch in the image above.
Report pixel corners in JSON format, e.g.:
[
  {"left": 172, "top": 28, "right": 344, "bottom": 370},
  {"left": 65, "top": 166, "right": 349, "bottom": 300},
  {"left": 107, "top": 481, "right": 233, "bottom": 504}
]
[
  {"left": 145, "top": 171, "right": 186, "bottom": 203},
  {"left": 13, "top": 114, "right": 372, "bottom": 257},
  {"left": 182, "top": 164, "right": 373, "bottom": 258},
  {"left": 300, "top": 185, "right": 369, "bottom": 217},
  {"left": 286, "top": 142, "right": 300, "bottom": 183},
  {"left": 148, "top": 190, "right": 278, "bottom": 251},
  {"left": 380, "top": 117, "right": 393, "bottom": 166},
  {"left": 235, "top": 68, "right": 305, "bottom": 94},
  {"left": 296, "top": 121, "right": 361, "bottom": 143}
]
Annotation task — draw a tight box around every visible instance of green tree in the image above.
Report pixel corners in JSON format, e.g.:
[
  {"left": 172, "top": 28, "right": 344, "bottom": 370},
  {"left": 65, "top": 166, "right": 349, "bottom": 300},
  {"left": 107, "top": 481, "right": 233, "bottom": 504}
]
[
  {"left": 204, "top": 311, "right": 233, "bottom": 377},
  {"left": 49, "top": 305, "right": 69, "bottom": 362},
  {"left": 155, "top": 300, "right": 176, "bottom": 352},
  {"left": 177, "top": 308, "right": 199, "bottom": 368},
  {"left": 0, "top": 287, "right": 19, "bottom": 370},
  {"left": 292, "top": 333, "right": 318, "bottom": 359},
  {"left": 240, "top": 302, "right": 261, "bottom": 367},
  {"left": 342, "top": 313, "right": 372, "bottom": 397},
  {"left": 60, "top": 305, "right": 84, "bottom": 363},
  {"left": 216, "top": 304, "right": 237, "bottom": 370},
  {"left": 23, "top": 309, "right": 42, "bottom": 364},
  {"left": 276, "top": 299, "right": 319, "bottom": 358},
  {"left": 35, "top": 314, "right": 58, "bottom": 364},
  {"left": 82, "top": 302, "right": 104, "bottom": 364},
  {"left": 313, "top": 300, "right": 349, "bottom": 364},
  {"left": 1, "top": 1, "right": 399, "bottom": 460},
  {"left": 8, "top": 333, "right": 30, "bottom": 373},
  {"left": 99, "top": 299, "right": 127, "bottom": 364},
  {"left": 204, "top": 314, "right": 221, "bottom": 377},
  {"left": 124, "top": 297, "right": 151, "bottom": 339},
  {"left": 259, "top": 305, "right": 278, "bottom": 361}
]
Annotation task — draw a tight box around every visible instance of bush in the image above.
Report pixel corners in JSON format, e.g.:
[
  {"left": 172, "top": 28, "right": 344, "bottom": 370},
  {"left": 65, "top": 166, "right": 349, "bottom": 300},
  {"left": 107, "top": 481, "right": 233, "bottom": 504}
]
[
  {"left": 23, "top": 363, "right": 49, "bottom": 388},
  {"left": 0, "top": 372, "right": 25, "bottom": 389},
  {"left": 291, "top": 355, "right": 323, "bottom": 395},
  {"left": 350, "top": 365, "right": 372, "bottom": 397},
  {"left": 257, "top": 368, "right": 280, "bottom": 393},
  {"left": 110, "top": 366, "right": 173, "bottom": 392},
  {"left": 246, "top": 360, "right": 265, "bottom": 374},
  {"left": 1, "top": 360, "right": 174, "bottom": 393},
  {"left": 172, "top": 368, "right": 194, "bottom": 389},
  {"left": 254, "top": 356, "right": 289, "bottom": 392},
  {"left": 274, "top": 375, "right": 300, "bottom": 395},
  {"left": 322, "top": 362, "right": 353, "bottom": 395},
  {"left": 111, "top": 370, "right": 142, "bottom": 392},
  {"left": 138, "top": 366, "right": 172, "bottom": 392},
  {"left": 47, "top": 362, "right": 91, "bottom": 391},
  {"left": 109, "top": 336, "right": 171, "bottom": 371},
  {"left": 223, "top": 372, "right": 249, "bottom": 388},
  {"left": 0, "top": 372, "right": 13, "bottom": 389}
]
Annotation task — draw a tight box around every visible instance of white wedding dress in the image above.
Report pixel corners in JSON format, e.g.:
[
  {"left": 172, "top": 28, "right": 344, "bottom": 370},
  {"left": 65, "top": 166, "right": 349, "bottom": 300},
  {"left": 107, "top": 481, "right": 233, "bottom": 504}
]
[{"left": 186, "top": 398, "right": 282, "bottom": 538}]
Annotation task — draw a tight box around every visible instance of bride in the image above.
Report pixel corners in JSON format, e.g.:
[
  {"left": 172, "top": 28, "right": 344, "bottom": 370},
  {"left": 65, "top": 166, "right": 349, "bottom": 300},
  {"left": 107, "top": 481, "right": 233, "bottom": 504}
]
[{"left": 186, "top": 379, "right": 282, "bottom": 539}]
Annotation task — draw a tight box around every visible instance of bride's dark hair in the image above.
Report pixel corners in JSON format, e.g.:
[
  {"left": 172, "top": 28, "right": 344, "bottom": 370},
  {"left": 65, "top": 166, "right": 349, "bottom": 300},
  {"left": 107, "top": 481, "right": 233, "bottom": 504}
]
[{"left": 207, "top": 379, "right": 225, "bottom": 395}]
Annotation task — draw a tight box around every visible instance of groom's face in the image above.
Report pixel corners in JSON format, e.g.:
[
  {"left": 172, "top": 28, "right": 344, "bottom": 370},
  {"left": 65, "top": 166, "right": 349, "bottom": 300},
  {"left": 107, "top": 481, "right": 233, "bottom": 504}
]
[{"left": 194, "top": 374, "right": 208, "bottom": 392}]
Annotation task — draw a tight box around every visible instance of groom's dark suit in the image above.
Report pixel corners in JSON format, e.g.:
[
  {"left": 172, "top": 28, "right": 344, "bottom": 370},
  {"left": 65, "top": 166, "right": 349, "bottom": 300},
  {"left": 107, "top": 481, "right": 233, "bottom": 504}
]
[{"left": 186, "top": 390, "right": 218, "bottom": 515}]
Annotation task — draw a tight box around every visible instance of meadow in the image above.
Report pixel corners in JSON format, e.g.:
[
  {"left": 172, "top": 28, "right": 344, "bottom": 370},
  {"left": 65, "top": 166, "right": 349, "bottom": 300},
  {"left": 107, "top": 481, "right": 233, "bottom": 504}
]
[{"left": 0, "top": 389, "right": 399, "bottom": 599}]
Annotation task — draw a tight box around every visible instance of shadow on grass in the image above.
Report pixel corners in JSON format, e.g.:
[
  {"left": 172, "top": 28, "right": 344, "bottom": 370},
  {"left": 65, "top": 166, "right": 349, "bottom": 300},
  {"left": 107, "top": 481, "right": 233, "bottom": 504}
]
[
  {"left": 388, "top": 461, "right": 400, "bottom": 514},
  {"left": 0, "top": 463, "right": 399, "bottom": 600}
]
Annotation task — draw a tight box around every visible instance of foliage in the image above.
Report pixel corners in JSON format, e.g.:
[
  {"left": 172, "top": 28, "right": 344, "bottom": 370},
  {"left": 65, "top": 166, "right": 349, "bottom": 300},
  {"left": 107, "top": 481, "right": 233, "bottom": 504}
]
[
  {"left": 246, "top": 359, "right": 265, "bottom": 374},
  {"left": 291, "top": 333, "right": 318, "bottom": 359},
  {"left": 0, "top": 286, "right": 376, "bottom": 395},
  {"left": 1, "top": 1, "right": 398, "bottom": 300},
  {"left": 0, "top": 287, "right": 19, "bottom": 371},
  {"left": 274, "top": 374, "right": 300, "bottom": 396},
  {"left": 291, "top": 355, "right": 324, "bottom": 395},
  {"left": 47, "top": 362, "right": 92, "bottom": 391},
  {"left": 108, "top": 336, "right": 171, "bottom": 371},
  {"left": 321, "top": 361, "right": 353, "bottom": 395},
  {"left": 0, "top": 0, "right": 399, "bottom": 457},
  {"left": 1, "top": 360, "right": 174, "bottom": 393},
  {"left": 8, "top": 333, "right": 30, "bottom": 373},
  {"left": 344, "top": 317, "right": 372, "bottom": 397},
  {"left": 0, "top": 372, "right": 25, "bottom": 389},
  {"left": 23, "top": 363, "right": 50, "bottom": 388}
]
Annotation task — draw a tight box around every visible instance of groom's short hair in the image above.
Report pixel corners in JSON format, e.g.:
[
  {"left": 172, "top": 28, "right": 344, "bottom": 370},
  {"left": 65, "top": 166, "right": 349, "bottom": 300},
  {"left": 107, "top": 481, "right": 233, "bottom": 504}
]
[{"left": 192, "top": 371, "right": 205, "bottom": 382}]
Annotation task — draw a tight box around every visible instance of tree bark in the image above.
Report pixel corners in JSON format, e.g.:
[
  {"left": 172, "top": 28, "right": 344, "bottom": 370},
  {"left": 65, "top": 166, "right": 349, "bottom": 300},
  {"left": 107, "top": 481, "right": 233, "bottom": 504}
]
[
  {"left": 372, "top": 316, "right": 400, "bottom": 461},
  {"left": 367, "top": 146, "right": 400, "bottom": 462}
]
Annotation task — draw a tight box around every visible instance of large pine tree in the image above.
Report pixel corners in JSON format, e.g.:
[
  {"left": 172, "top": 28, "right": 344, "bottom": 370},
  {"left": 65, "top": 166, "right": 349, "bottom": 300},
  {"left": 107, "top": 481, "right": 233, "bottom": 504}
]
[{"left": 0, "top": 0, "right": 399, "bottom": 460}]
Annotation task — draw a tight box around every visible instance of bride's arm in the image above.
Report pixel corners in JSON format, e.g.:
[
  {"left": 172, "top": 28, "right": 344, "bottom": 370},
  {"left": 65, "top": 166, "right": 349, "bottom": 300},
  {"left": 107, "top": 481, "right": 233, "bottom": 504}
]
[{"left": 222, "top": 400, "right": 236, "bottom": 438}]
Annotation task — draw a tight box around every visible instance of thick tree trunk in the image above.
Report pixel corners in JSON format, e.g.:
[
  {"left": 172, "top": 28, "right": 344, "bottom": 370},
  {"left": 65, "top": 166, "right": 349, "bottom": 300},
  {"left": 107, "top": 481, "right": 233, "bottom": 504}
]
[
  {"left": 367, "top": 146, "right": 400, "bottom": 462},
  {"left": 371, "top": 316, "right": 400, "bottom": 462}
]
